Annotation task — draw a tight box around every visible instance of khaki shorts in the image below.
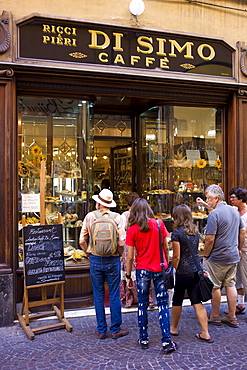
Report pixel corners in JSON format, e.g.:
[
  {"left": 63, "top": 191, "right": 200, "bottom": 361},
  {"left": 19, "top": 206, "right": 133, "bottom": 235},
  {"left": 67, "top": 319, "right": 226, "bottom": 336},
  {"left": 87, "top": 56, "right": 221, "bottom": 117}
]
[
  {"left": 239, "top": 251, "right": 247, "bottom": 294},
  {"left": 204, "top": 260, "right": 237, "bottom": 289}
]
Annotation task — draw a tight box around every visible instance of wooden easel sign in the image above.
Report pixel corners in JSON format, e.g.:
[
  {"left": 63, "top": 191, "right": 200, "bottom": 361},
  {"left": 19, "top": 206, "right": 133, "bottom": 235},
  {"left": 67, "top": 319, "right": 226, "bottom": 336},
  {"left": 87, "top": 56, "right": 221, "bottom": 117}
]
[
  {"left": 18, "top": 224, "right": 72, "bottom": 339},
  {"left": 23, "top": 224, "right": 65, "bottom": 287}
]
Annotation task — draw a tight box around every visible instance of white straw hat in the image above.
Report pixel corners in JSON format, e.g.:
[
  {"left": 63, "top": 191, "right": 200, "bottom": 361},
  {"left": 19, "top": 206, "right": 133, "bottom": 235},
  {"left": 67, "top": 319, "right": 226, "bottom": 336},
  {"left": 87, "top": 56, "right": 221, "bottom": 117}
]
[{"left": 92, "top": 188, "right": 116, "bottom": 208}]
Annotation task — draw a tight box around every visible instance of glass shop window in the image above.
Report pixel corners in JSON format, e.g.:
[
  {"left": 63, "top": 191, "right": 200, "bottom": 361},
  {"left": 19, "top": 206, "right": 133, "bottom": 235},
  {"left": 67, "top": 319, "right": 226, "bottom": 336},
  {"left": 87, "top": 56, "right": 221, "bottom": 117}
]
[
  {"left": 140, "top": 106, "right": 222, "bottom": 219},
  {"left": 17, "top": 97, "right": 94, "bottom": 266}
]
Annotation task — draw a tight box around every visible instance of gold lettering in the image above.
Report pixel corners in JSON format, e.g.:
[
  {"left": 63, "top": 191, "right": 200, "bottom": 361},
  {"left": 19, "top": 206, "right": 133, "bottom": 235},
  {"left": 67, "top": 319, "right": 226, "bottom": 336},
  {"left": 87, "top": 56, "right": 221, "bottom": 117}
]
[
  {"left": 137, "top": 36, "right": 153, "bottom": 54},
  {"left": 43, "top": 25, "right": 77, "bottom": 37},
  {"left": 56, "top": 35, "right": 63, "bottom": 45},
  {"left": 156, "top": 38, "right": 166, "bottom": 56},
  {"left": 64, "top": 38, "right": 72, "bottom": 46},
  {"left": 51, "top": 25, "right": 57, "bottom": 34},
  {"left": 197, "top": 44, "right": 215, "bottom": 61},
  {"left": 113, "top": 33, "right": 123, "bottom": 51},
  {"left": 131, "top": 56, "right": 140, "bottom": 65},
  {"left": 42, "top": 35, "right": 50, "bottom": 44},
  {"left": 114, "top": 54, "right": 125, "bottom": 64},
  {"left": 169, "top": 40, "right": 194, "bottom": 59},
  {"left": 42, "top": 25, "right": 77, "bottom": 46},
  {"left": 43, "top": 24, "right": 51, "bottom": 33},
  {"left": 88, "top": 30, "right": 110, "bottom": 49},
  {"left": 146, "top": 57, "right": 155, "bottom": 67},
  {"left": 51, "top": 36, "right": 56, "bottom": 45},
  {"left": 160, "top": 57, "right": 169, "bottom": 69},
  {"left": 98, "top": 52, "right": 108, "bottom": 62},
  {"left": 72, "top": 28, "right": 77, "bottom": 36},
  {"left": 64, "top": 27, "right": 71, "bottom": 35},
  {"left": 57, "top": 26, "right": 64, "bottom": 34}
]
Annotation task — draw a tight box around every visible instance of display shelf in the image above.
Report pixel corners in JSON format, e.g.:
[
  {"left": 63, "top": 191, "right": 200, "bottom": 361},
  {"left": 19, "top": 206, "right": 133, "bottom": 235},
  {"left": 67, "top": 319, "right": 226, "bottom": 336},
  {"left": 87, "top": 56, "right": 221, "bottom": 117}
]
[
  {"left": 63, "top": 226, "right": 82, "bottom": 229},
  {"left": 141, "top": 107, "right": 222, "bottom": 216},
  {"left": 45, "top": 200, "right": 86, "bottom": 204},
  {"left": 144, "top": 162, "right": 220, "bottom": 215},
  {"left": 18, "top": 173, "right": 86, "bottom": 265}
]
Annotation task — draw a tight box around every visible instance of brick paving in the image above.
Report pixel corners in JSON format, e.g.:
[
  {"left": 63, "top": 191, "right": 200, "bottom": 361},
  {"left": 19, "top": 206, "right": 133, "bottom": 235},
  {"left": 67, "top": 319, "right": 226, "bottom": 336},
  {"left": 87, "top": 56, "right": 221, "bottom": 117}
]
[{"left": 0, "top": 302, "right": 247, "bottom": 370}]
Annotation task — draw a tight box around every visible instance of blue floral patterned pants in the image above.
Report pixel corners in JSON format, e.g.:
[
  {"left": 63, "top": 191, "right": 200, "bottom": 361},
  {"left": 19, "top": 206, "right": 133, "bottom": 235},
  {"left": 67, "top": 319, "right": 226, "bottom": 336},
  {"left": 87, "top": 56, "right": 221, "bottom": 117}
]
[{"left": 136, "top": 269, "right": 171, "bottom": 343}]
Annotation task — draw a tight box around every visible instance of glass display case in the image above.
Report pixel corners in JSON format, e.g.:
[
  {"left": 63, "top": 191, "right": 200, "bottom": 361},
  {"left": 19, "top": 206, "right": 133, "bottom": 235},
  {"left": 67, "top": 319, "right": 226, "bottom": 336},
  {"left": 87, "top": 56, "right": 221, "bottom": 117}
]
[
  {"left": 17, "top": 97, "right": 94, "bottom": 266},
  {"left": 110, "top": 143, "right": 135, "bottom": 212},
  {"left": 140, "top": 106, "right": 222, "bottom": 229}
]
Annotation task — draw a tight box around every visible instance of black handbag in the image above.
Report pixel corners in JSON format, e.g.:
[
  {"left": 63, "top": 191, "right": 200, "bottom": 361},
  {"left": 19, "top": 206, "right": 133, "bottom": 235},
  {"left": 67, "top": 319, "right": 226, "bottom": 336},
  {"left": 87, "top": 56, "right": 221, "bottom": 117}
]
[
  {"left": 184, "top": 234, "right": 214, "bottom": 302},
  {"left": 157, "top": 220, "right": 175, "bottom": 290}
]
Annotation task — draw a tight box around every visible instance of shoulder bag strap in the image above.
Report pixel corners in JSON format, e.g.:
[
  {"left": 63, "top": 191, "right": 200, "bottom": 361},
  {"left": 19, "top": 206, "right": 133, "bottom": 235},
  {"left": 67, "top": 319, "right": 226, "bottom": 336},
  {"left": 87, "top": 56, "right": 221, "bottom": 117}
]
[
  {"left": 156, "top": 219, "right": 165, "bottom": 272},
  {"left": 184, "top": 234, "right": 203, "bottom": 276}
]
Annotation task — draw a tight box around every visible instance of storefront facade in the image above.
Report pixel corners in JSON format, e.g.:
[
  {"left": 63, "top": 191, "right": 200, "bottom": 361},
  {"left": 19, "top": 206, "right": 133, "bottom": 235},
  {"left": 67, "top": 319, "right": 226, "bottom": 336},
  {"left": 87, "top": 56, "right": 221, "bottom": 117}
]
[{"left": 1, "top": 2, "right": 247, "bottom": 326}]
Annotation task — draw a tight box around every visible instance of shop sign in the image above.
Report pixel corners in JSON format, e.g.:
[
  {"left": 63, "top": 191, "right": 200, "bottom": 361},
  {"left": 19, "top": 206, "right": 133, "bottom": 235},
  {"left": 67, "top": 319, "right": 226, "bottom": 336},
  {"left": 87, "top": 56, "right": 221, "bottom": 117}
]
[
  {"left": 22, "top": 193, "right": 40, "bottom": 213},
  {"left": 18, "top": 16, "right": 234, "bottom": 77}
]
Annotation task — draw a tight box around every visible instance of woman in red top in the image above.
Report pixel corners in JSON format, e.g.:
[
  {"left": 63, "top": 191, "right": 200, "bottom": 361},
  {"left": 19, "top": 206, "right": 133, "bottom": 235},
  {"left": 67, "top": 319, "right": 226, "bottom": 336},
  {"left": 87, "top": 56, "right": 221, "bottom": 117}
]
[{"left": 126, "top": 198, "right": 177, "bottom": 354}]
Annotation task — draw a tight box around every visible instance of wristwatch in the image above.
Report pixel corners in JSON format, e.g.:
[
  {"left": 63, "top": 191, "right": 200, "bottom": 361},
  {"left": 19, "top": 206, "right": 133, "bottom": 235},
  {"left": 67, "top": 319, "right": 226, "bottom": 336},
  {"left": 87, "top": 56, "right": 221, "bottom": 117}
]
[{"left": 125, "top": 273, "right": 131, "bottom": 279}]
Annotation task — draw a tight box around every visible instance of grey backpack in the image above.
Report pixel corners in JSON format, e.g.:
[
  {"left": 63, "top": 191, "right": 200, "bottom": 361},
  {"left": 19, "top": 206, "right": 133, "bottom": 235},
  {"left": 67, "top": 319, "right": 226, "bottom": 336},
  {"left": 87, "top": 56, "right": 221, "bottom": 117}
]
[{"left": 89, "top": 210, "right": 119, "bottom": 256}]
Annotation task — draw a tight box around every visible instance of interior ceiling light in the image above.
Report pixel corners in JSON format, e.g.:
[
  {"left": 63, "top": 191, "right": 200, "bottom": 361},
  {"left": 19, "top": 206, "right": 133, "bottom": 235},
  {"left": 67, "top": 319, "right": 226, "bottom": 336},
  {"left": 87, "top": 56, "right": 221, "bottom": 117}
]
[
  {"left": 129, "top": 0, "right": 145, "bottom": 15},
  {"left": 207, "top": 129, "right": 216, "bottom": 137}
]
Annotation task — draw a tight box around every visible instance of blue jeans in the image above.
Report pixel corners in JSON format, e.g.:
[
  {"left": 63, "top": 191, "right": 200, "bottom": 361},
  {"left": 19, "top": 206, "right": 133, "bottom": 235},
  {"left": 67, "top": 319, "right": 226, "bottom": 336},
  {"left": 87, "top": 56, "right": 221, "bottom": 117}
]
[
  {"left": 136, "top": 269, "right": 171, "bottom": 343},
  {"left": 90, "top": 255, "right": 122, "bottom": 334}
]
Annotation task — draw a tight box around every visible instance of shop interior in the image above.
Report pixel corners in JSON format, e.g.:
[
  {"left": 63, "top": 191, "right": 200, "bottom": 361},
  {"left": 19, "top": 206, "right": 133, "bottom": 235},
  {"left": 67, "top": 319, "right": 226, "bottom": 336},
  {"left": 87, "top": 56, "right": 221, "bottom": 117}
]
[{"left": 17, "top": 95, "right": 222, "bottom": 266}]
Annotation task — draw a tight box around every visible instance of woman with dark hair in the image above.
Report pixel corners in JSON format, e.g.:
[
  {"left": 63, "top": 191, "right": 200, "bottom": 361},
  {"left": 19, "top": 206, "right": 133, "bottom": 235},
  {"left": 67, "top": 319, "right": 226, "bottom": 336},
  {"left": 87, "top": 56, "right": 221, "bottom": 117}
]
[
  {"left": 228, "top": 187, "right": 247, "bottom": 315},
  {"left": 125, "top": 198, "right": 177, "bottom": 353},
  {"left": 170, "top": 204, "right": 213, "bottom": 343}
]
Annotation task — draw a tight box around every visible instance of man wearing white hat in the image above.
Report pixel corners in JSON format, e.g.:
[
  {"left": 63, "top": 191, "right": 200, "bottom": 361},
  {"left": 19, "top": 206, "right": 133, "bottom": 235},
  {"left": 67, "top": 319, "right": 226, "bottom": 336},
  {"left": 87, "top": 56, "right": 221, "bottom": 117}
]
[{"left": 79, "top": 188, "right": 129, "bottom": 340}]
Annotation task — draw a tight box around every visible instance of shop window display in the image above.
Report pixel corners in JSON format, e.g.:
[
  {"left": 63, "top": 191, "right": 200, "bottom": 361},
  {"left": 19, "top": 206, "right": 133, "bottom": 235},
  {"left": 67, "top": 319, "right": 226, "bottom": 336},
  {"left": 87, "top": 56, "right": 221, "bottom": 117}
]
[
  {"left": 17, "top": 97, "right": 94, "bottom": 266},
  {"left": 92, "top": 112, "right": 134, "bottom": 213},
  {"left": 140, "top": 106, "right": 222, "bottom": 229}
]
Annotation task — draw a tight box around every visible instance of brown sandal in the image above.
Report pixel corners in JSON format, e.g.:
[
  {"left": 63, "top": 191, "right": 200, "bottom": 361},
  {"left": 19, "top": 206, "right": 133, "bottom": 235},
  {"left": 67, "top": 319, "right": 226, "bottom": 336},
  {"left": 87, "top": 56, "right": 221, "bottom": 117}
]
[
  {"left": 221, "top": 316, "right": 239, "bottom": 328},
  {"left": 208, "top": 315, "right": 222, "bottom": 326}
]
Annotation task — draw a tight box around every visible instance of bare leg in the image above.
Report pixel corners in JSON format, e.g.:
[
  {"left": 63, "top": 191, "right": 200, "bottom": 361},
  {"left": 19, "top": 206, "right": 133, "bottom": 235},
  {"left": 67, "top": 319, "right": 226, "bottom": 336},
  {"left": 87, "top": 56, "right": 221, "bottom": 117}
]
[
  {"left": 225, "top": 288, "right": 245, "bottom": 313},
  {"left": 210, "top": 288, "right": 221, "bottom": 318},
  {"left": 237, "top": 288, "right": 245, "bottom": 309},
  {"left": 225, "top": 286, "right": 238, "bottom": 318},
  {"left": 193, "top": 303, "right": 211, "bottom": 339},
  {"left": 171, "top": 306, "right": 182, "bottom": 334}
]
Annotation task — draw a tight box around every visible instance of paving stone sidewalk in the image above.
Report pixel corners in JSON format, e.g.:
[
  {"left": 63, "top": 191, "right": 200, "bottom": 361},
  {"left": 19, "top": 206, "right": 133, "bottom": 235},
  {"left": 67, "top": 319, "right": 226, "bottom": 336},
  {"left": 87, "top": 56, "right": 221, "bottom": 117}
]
[{"left": 0, "top": 302, "right": 247, "bottom": 370}]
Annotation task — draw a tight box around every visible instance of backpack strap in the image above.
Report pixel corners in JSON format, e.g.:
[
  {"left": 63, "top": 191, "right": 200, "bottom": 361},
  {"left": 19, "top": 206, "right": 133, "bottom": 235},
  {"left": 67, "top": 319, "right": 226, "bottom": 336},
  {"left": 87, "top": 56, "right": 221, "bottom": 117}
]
[
  {"left": 109, "top": 222, "right": 114, "bottom": 250},
  {"left": 93, "top": 210, "right": 111, "bottom": 219}
]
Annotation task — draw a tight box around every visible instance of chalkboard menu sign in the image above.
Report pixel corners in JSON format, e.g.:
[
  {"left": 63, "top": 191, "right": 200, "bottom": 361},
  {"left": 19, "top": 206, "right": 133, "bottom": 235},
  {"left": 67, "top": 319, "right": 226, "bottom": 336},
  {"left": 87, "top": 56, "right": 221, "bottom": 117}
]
[{"left": 23, "top": 224, "right": 65, "bottom": 287}]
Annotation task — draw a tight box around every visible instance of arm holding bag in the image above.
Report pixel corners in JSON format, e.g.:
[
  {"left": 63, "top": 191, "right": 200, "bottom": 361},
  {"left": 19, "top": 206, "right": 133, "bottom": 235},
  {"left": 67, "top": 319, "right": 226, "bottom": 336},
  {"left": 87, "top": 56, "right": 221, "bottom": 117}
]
[
  {"left": 198, "top": 270, "right": 214, "bottom": 302},
  {"left": 157, "top": 220, "right": 175, "bottom": 290},
  {"left": 184, "top": 235, "right": 214, "bottom": 302}
]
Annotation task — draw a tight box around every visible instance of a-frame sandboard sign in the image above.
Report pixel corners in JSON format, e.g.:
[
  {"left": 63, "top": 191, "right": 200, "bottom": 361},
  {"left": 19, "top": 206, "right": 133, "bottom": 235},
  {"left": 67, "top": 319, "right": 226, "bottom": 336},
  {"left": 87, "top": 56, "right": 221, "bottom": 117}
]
[{"left": 18, "top": 161, "right": 72, "bottom": 339}]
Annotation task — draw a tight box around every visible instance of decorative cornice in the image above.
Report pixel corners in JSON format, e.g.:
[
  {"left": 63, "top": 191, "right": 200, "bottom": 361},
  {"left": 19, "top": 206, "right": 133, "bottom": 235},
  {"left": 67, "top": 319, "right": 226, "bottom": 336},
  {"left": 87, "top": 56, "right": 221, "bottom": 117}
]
[
  {"left": 0, "top": 68, "right": 14, "bottom": 77},
  {"left": 16, "top": 80, "right": 228, "bottom": 103},
  {"left": 240, "top": 47, "right": 247, "bottom": 77},
  {"left": 238, "top": 89, "right": 247, "bottom": 96},
  {"left": 0, "top": 19, "right": 11, "bottom": 54}
]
